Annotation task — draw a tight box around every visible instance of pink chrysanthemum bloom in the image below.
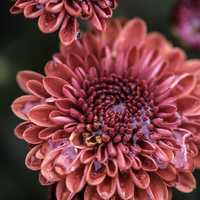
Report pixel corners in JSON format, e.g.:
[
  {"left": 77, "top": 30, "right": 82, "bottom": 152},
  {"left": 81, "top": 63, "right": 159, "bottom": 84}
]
[
  {"left": 172, "top": 0, "right": 200, "bottom": 50},
  {"left": 10, "top": 0, "right": 117, "bottom": 46},
  {"left": 12, "top": 18, "right": 200, "bottom": 200}
]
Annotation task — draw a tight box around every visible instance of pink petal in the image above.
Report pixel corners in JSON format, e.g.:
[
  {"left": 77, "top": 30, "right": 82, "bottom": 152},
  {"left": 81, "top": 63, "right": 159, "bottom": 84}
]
[
  {"left": 26, "top": 80, "right": 49, "bottom": 98},
  {"left": 45, "top": 1, "right": 63, "bottom": 13},
  {"left": 117, "top": 171, "right": 134, "bottom": 199},
  {"left": 90, "top": 10, "right": 107, "bottom": 31},
  {"left": 64, "top": 0, "right": 82, "bottom": 16},
  {"left": 44, "top": 61, "right": 77, "bottom": 81},
  {"left": 59, "top": 16, "right": 79, "bottom": 46},
  {"left": 66, "top": 164, "right": 87, "bottom": 193},
  {"left": 156, "top": 165, "right": 177, "bottom": 182},
  {"left": 106, "top": 159, "right": 118, "bottom": 177},
  {"left": 41, "top": 148, "right": 62, "bottom": 182},
  {"left": 84, "top": 186, "right": 103, "bottom": 200},
  {"left": 131, "top": 170, "right": 150, "bottom": 189},
  {"left": 43, "top": 76, "right": 68, "bottom": 98},
  {"left": 176, "top": 172, "right": 196, "bottom": 193},
  {"left": 23, "top": 125, "right": 43, "bottom": 144},
  {"left": 147, "top": 174, "right": 168, "bottom": 200},
  {"left": 97, "top": 176, "right": 116, "bottom": 199},
  {"left": 86, "top": 160, "right": 106, "bottom": 186},
  {"left": 114, "top": 18, "right": 146, "bottom": 52},
  {"left": 56, "top": 181, "right": 75, "bottom": 200},
  {"left": 80, "top": 148, "right": 96, "bottom": 164},
  {"left": 24, "top": 3, "right": 44, "bottom": 18},
  {"left": 11, "top": 95, "right": 41, "bottom": 120},
  {"left": 25, "top": 145, "right": 43, "bottom": 171},
  {"left": 17, "top": 70, "right": 44, "bottom": 93},
  {"left": 14, "top": 121, "right": 33, "bottom": 139},
  {"left": 38, "top": 11, "right": 65, "bottom": 33},
  {"left": 28, "top": 104, "right": 56, "bottom": 127}
]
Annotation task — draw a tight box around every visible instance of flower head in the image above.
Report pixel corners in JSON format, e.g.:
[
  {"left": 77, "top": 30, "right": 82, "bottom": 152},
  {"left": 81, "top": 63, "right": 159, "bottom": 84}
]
[
  {"left": 10, "top": 0, "right": 117, "bottom": 46},
  {"left": 12, "top": 18, "right": 200, "bottom": 200},
  {"left": 172, "top": 0, "right": 200, "bottom": 50}
]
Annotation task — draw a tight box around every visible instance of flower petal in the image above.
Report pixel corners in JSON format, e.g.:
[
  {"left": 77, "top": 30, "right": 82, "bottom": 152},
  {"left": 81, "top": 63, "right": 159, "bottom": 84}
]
[
  {"left": 131, "top": 170, "right": 150, "bottom": 189},
  {"left": 86, "top": 160, "right": 106, "bottom": 186},
  {"left": 17, "top": 71, "right": 43, "bottom": 93},
  {"left": 12, "top": 95, "right": 41, "bottom": 120},
  {"left": 56, "top": 181, "right": 75, "bottom": 200},
  {"left": 28, "top": 104, "right": 56, "bottom": 127},
  {"left": 38, "top": 11, "right": 65, "bottom": 33},
  {"left": 176, "top": 172, "right": 196, "bottom": 193},
  {"left": 59, "top": 16, "right": 79, "bottom": 46},
  {"left": 66, "top": 164, "right": 87, "bottom": 193},
  {"left": 147, "top": 174, "right": 168, "bottom": 200},
  {"left": 43, "top": 76, "right": 68, "bottom": 98},
  {"left": 114, "top": 18, "right": 146, "bottom": 52},
  {"left": 117, "top": 171, "right": 134, "bottom": 199},
  {"left": 97, "top": 176, "right": 117, "bottom": 199}
]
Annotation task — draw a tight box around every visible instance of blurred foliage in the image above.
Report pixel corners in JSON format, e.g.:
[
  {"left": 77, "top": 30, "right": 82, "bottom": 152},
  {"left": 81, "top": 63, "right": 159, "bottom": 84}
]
[{"left": 0, "top": 0, "right": 200, "bottom": 200}]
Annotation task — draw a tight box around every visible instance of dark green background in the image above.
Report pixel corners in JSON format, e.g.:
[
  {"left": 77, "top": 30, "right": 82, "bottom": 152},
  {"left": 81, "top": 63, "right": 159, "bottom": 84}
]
[{"left": 1, "top": 0, "right": 200, "bottom": 199}]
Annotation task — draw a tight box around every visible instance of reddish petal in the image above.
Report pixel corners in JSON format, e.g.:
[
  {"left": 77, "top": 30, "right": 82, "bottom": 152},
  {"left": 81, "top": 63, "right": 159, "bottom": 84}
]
[
  {"left": 171, "top": 74, "right": 196, "bottom": 99},
  {"left": 41, "top": 148, "right": 62, "bottom": 182},
  {"left": 64, "top": 0, "right": 82, "bottom": 16},
  {"left": 23, "top": 125, "right": 43, "bottom": 144},
  {"left": 28, "top": 104, "right": 56, "bottom": 127},
  {"left": 38, "top": 11, "right": 65, "bottom": 33},
  {"left": 84, "top": 186, "right": 103, "bottom": 200},
  {"left": 147, "top": 174, "right": 168, "bottom": 200},
  {"left": 117, "top": 171, "right": 134, "bottom": 199},
  {"left": 114, "top": 18, "right": 146, "bottom": 52},
  {"left": 131, "top": 170, "right": 150, "bottom": 189},
  {"left": 56, "top": 181, "right": 75, "bottom": 200},
  {"left": 176, "top": 172, "right": 196, "bottom": 193},
  {"left": 25, "top": 145, "right": 43, "bottom": 171},
  {"left": 86, "top": 160, "right": 106, "bottom": 186},
  {"left": 156, "top": 165, "right": 177, "bottom": 182},
  {"left": 24, "top": 3, "right": 44, "bottom": 18},
  {"left": 17, "top": 71, "right": 43, "bottom": 93},
  {"left": 106, "top": 159, "right": 118, "bottom": 177},
  {"left": 45, "top": 1, "right": 63, "bottom": 13},
  {"left": 140, "top": 154, "right": 158, "bottom": 171},
  {"left": 26, "top": 80, "right": 49, "bottom": 98},
  {"left": 96, "top": 145, "right": 108, "bottom": 163},
  {"left": 69, "top": 131, "right": 86, "bottom": 149},
  {"left": 145, "top": 32, "right": 171, "bottom": 52},
  {"left": 43, "top": 76, "right": 68, "bottom": 98},
  {"left": 97, "top": 176, "right": 116, "bottom": 199},
  {"left": 80, "top": 148, "right": 96, "bottom": 164},
  {"left": 90, "top": 10, "right": 106, "bottom": 31},
  {"left": 54, "top": 145, "right": 81, "bottom": 175},
  {"left": 134, "top": 188, "right": 148, "bottom": 200},
  {"left": 59, "top": 16, "right": 79, "bottom": 46},
  {"left": 66, "top": 164, "right": 87, "bottom": 193},
  {"left": 14, "top": 121, "right": 33, "bottom": 139},
  {"left": 44, "top": 61, "right": 77, "bottom": 81},
  {"left": 38, "top": 173, "right": 54, "bottom": 186},
  {"left": 11, "top": 95, "right": 41, "bottom": 120}
]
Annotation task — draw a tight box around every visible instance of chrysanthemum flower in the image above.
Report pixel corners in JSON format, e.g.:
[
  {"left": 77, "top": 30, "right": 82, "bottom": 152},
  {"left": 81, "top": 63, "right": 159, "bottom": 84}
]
[
  {"left": 10, "top": 0, "right": 117, "bottom": 46},
  {"left": 12, "top": 18, "right": 200, "bottom": 200},
  {"left": 172, "top": 0, "right": 200, "bottom": 50}
]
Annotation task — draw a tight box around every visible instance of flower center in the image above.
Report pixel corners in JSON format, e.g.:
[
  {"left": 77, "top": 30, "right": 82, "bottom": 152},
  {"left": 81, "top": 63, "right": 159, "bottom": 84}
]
[{"left": 82, "top": 74, "right": 158, "bottom": 146}]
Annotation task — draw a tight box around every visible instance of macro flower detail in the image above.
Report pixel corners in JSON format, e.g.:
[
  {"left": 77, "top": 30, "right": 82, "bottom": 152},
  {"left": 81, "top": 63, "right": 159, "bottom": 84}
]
[
  {"left": 172, "top": 0, "right": 200, "bottom": 50},
  {"left": 12, "top": 18, "right": 200, "bottom": 200},
  {"left": 10, "top": 0, "right": 117, "bottom": 46}
]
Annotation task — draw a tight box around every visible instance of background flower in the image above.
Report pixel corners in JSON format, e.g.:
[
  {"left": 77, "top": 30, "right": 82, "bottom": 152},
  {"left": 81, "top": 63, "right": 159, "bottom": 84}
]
[
  {"left": 172, "top": 0, "right": 200, "bottom": 50},
  {"left": 12, "top": 18, "right": 200, "bottom": 200},
  {"left": 10, "top": 0, "right": 117, "bottom": 46}
]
